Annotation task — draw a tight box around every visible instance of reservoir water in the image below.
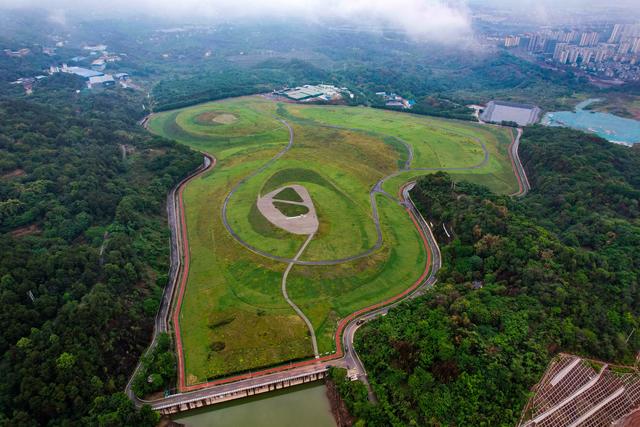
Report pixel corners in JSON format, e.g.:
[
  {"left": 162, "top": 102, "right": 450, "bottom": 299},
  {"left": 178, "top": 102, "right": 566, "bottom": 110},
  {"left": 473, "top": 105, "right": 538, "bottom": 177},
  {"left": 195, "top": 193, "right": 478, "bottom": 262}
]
[
  {"left": 542, "top": 99, "right": 640, "bottom": 145},
  {"left": 172, "top": 382, "right": 336, "bottom": 427}
]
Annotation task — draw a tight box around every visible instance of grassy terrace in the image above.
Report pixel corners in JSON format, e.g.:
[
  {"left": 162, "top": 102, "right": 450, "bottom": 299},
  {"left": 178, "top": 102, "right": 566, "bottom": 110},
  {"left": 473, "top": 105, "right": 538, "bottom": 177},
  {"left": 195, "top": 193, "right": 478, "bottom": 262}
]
[{"left": 148, "top": 96, "right": 517, "bottom": 384}]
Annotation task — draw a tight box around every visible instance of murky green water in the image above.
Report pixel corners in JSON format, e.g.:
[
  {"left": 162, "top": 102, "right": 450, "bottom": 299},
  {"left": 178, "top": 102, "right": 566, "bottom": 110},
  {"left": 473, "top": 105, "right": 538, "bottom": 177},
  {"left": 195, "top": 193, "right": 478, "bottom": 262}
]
[
  {"left": 172, "top": 382, "right": 336, "bottom": 427},
  {"left": 542, "top": 99, "right": 640, "bottom": 145}
]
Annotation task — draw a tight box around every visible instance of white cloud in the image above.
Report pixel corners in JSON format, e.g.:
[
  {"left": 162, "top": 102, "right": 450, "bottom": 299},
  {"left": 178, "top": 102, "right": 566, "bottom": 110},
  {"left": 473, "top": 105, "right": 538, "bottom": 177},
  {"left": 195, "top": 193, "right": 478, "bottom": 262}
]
[{"left": 0, "top": 0, "right": 474, "bottom": 43}]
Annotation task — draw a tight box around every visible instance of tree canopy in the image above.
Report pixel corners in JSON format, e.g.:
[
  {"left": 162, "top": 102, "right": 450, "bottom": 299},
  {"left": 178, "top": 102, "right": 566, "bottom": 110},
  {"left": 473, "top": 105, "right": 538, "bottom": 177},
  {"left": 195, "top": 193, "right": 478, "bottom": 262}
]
[
  {"left": 337, "top": 127, "right": 640, "bottom": 426},
  {"left": 0, "top": 85, "right": 200, "bottom": 425}
]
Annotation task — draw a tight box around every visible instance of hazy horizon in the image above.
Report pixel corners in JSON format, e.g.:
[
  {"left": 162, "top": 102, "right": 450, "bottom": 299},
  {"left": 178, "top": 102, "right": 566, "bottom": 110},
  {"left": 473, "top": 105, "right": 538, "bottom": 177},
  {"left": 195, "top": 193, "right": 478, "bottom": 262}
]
[{"left": 1, "top": 0, "right": 638, "bottom": 45}]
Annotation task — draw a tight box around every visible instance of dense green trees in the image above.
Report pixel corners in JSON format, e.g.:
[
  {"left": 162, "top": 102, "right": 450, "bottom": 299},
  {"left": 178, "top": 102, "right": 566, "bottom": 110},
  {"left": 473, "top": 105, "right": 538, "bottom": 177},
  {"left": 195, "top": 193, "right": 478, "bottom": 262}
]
[
  {"left": 0, "top": 84, "right": 200, "bottom": 425},
  {"left": 340, "top": 128, "right": 639, "bottom": 425},
  {"left": 131, "top": 333, "right": 176, "bottom": 397},
  {"left": 152, "top": 59, "right": 330, "bottom": 111}
]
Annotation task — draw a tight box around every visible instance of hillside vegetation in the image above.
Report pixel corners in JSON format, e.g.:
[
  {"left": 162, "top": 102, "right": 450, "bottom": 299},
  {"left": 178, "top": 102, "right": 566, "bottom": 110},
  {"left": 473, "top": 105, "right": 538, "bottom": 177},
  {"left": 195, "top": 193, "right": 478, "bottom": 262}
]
[
  {"left": 0, "top": 88, "right": 200, "bottom": 425},
  {"left": 335, "top": 127, "right": 640, "bottom": 426}
]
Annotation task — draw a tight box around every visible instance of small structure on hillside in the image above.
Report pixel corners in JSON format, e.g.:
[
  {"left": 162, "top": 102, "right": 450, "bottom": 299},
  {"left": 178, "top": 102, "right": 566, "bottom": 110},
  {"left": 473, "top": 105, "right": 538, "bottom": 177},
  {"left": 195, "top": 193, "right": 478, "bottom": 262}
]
[
  {"left": 481, "top": 100, "right": 541, "bottom": 126},
  {"left": 376, "top": 92, "right": 414, "bottom": 109},
  {"left": 61, "top": 65, "right": 104, "bottom": 79},
  {"left": 276, "top": 84, "right": 352, "bottom": 103},
  {"left": 4, "top": 48, "right": 30, "bottom": 57},
  {"left": 88, "top": 74, "right": 115, "bottom": 89}
]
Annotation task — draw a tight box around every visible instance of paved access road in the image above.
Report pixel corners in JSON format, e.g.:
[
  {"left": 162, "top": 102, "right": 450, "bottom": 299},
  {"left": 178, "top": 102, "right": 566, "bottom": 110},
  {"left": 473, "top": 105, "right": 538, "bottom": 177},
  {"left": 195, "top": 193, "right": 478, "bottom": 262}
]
[
  {"left": 509, "top": 128, "right": 530, "bottom": 196},
  {"left": 125, "top": 153, "right": 215, "bottom": 404}
]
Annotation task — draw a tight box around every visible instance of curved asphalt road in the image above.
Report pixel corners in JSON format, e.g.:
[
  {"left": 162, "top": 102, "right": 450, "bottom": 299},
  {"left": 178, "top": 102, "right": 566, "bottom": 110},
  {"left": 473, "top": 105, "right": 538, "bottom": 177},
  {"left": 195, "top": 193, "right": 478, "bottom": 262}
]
[
  {"left": 126, "top": 153, "right": 214, "bottom": 404},
  {"left": 509, "top": 128, "right": 530, "bottom": 197}
]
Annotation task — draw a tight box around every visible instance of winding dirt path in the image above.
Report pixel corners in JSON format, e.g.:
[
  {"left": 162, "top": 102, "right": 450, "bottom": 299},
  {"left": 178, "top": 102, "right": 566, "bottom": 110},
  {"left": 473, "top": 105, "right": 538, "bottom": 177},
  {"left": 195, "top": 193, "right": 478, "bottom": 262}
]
[{"left": 281, "top": 233, "right": 319, "bottom": 358}]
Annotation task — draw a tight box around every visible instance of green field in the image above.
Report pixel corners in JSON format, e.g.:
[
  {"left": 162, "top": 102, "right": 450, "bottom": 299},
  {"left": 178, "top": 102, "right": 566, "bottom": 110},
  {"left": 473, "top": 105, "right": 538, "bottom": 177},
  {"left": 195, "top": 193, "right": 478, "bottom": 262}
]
[{"left": 148, "top": 96, "right": 518, "bottom": 384}]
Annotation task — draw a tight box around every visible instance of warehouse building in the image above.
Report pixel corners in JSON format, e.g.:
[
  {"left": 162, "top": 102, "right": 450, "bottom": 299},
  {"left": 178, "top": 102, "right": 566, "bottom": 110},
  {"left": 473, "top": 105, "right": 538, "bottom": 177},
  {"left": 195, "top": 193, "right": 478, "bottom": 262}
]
[
  {"left": 61, "top": 65, "right": 104, "bottom": 79},
  {"left": 88, "top": 74, "right": 115, "bottom": 88},
  {"left": 481, "top": 101, "right": 541, "bottom": 126}
]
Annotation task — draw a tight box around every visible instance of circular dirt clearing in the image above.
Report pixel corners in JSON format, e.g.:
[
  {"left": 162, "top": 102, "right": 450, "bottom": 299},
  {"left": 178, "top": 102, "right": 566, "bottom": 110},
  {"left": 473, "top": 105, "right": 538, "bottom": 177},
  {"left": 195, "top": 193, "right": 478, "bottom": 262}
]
[{"left": 194, "top": 111, "right": 238, "bottom": 125}]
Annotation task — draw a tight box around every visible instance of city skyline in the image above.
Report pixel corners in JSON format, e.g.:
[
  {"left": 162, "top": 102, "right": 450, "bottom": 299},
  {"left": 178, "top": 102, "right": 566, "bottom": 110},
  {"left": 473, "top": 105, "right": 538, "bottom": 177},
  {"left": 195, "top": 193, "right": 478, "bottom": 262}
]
[{"left": 502, "top": 23, "right": 640, "bottom": 82}]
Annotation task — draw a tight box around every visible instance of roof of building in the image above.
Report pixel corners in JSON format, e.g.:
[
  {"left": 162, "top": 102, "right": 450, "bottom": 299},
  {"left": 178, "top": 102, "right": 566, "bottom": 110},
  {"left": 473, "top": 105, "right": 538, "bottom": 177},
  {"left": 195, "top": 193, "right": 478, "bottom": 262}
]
[
  {"left": 481, "top": 100, "right": 541, "bottom": 126},
  {"left": 88, "top": 75, "right": 115, "bottom": 85},
  {"left": 284, "top": 88, "right": 323, "bottom": 100},
  {"left": 67, "top": 67, "right": 103, "bottom": 78}
]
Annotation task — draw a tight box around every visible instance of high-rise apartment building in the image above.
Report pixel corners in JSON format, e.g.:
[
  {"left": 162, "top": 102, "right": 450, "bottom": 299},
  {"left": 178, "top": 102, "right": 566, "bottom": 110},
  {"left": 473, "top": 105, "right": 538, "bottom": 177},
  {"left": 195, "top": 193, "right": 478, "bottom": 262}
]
[
  {"left": 504, "top": 36, "right": 521, "bottom": 48},
  {"left": 553, "top": 43, "right": 568, "bottom": 60},
  {"left": 579, "top": 32, "right": 599, "bottom": 47},
  {"left": 609, "top": 24, "right": 623, "bottom": 43},
  {"left": 618, "top": 42, "right": 631, "bottom": 55}
]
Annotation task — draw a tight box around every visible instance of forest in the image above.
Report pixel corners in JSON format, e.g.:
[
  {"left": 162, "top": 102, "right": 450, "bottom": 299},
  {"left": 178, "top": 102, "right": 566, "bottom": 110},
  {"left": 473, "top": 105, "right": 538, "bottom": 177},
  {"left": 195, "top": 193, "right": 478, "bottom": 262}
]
[
  {"left": 0, "top": 75, "right": 201, "bottom": 425},
  {"left": 334, "top": 127, "right": 640, "bottom": 426},
  {"left": 143, "top": 19, "right": 593, "bottom": 114}
]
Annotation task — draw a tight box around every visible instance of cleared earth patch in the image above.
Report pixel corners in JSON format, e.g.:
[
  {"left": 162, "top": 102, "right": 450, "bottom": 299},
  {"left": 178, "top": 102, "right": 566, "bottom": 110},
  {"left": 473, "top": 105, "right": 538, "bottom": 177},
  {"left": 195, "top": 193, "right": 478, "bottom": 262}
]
[{"left": 195, "top": 111, "right": 238, "bottom": 125}]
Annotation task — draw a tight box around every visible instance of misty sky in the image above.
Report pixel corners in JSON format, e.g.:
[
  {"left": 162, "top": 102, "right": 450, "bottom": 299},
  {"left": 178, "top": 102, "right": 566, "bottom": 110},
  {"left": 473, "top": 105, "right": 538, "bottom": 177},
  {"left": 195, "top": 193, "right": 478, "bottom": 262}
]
[{"left": 0, "top": 0, "right": 638, "bottom": 44}]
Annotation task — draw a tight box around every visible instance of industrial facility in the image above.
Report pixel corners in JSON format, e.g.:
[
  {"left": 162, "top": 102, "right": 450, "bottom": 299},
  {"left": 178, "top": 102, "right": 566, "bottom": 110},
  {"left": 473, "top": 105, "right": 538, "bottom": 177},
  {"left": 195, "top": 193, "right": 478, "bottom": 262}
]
[
  {"left": 481, "top": 100, "right": 541, "bottom": 126},
  {"left": 276, "top": 84, "right": 352, "bottom": 102}
]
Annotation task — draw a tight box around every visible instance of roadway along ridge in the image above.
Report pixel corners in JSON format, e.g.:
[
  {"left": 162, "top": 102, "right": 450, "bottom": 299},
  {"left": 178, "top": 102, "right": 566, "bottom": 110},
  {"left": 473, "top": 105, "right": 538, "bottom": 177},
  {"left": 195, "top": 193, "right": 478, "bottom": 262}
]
[
  {"left": 509, "top": 128, "right": 530, "bottom": 197},
  {"left": 126, "top": 151, "right": 215, "bottom": 405}
]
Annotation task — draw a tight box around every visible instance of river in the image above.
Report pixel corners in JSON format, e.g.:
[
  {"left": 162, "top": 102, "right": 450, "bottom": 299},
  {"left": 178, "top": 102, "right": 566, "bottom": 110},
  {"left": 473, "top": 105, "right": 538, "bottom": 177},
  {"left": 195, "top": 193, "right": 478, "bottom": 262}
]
[
  {"left": 172, "top": 382, "right": 336, "bottom": 427},
  {"left": 542, "top": 99, "right": 640, "bottom": 145}
]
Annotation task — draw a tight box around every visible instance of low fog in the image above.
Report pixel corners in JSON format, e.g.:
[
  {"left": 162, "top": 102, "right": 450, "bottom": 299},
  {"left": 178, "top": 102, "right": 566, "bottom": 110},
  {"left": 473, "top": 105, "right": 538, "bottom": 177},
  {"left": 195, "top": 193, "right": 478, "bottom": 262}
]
[
  {"left": 1, "top": 0, "right": 638, "bottom": 44},
  {"left": 0, "top": 0, "right": 472, "bottom": 43}
]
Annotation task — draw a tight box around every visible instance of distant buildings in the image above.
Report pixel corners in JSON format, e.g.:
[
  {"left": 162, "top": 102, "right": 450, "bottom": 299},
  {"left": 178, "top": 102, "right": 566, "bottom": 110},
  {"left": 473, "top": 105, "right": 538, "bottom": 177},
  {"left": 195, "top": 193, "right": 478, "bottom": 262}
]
[
  {"left": 83, "top": 44, "right": 107, "bottom": 52},
  {"left": 276, "top": 85, "right": 352, "bottom": 102},
  {"left": 579, "top": 31, "right": 599, "bottom": 47},
  {"left": 375, "top": 92, "right": 415, "bottom": 109},
  {"left": 10, "top": 75, "right": 47, "bottom": 95},
  {"left": 61, "top": 65, "right": 104, "bottom": 79},
  {"left": 7, "top": 40, "right": 130, "bottom": 94},
  {"left": 504, "top": 36, "right": 520, "bottom": 48},
  {"left": 501, "top": 23, "right": 640, "bottom": 82},
  {"left": 88, "top": 75, "right": 115, "bottom": 89},
  {"left": 4, "top": 48, "right": 30, "bottom": 57},
  {"left": 55, "top": 65, "right": 120, "bottom": 90},
  {"left": 91, "top": 59, "right": 106, "bottom": 71},
  {"left": 480, "top": 101, "right": 541, "bottom": 126},
  {"left": 608, "top": 24, "right": 624, "bottom": 43}
]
